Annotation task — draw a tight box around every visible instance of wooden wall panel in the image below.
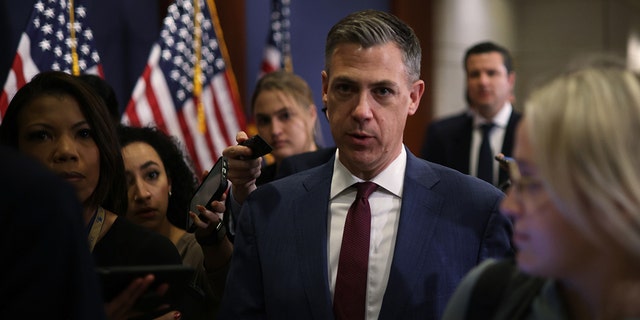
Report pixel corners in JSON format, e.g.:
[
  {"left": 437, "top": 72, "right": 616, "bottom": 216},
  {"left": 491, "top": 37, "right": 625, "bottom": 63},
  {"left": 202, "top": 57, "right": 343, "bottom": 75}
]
[
  {"left": 392, "top": 0, "right": 433, "bottom": 156},
  {"left": 216, "top": 0, "right": 247, "bottom": 111}
]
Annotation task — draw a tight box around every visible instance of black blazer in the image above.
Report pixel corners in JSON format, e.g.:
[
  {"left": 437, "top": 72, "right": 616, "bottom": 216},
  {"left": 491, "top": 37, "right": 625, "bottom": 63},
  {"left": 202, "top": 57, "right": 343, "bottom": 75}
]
[
  {"left": 276, "top": 147, "right": 337, "bottom": 180},
  {"left": 420, "top": 110, "right": 521, "bottom": 187}
]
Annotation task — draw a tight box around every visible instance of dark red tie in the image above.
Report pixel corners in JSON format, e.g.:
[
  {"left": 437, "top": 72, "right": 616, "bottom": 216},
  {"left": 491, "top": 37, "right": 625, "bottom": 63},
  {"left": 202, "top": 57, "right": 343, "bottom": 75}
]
[{"left": 333, "top": 181, "right": 378, "bottom": 320}]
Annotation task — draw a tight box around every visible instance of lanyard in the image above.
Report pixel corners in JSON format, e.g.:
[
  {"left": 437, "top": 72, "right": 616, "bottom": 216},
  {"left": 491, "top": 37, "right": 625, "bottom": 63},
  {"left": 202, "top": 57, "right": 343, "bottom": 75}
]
[{"left": 87, "top": 207, "right": 106, "bottom": 252}]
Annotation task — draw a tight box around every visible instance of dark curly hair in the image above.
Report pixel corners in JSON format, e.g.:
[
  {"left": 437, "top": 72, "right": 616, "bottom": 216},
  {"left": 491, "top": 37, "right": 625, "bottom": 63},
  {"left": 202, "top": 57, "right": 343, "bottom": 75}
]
[
  {"left": 0, "top": 71, "right": 127, "bottom": 215},
  {"left": 118, "top": 125, "right": 198, "bottom": 229}
]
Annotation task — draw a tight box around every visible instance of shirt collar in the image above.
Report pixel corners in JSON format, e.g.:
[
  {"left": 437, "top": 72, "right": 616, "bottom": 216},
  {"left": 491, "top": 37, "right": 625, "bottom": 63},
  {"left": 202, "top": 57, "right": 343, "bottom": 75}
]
[
  {"left": 331, "top": 147, "right": 406, "bottom": 199},
  {"left": 472, "top": 102, "right": 513, "bottom": 129}
]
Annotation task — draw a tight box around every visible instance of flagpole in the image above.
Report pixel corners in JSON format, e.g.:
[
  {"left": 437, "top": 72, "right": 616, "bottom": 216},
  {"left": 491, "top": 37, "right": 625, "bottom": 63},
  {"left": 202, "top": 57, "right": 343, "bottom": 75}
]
[
  {"left": 207, "top": 0, "right": 243, "bottom": 117},
  {"left": 69, "top": 0, "right": 80, "bottom": 75},
  {"left": 193, "top": 0, "right": 206, "bottom": 133},
  {"left": 282, "top": 0, "right": 293, "bottom": 72}
]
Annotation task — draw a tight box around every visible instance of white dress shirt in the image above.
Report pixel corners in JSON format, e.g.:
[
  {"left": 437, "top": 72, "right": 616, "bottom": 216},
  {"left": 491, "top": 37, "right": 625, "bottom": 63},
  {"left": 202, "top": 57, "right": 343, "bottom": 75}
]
[
  {"left": 469, "top": 103, "right": 513, "bottom": 185},
  {"left": 328, "top": 147, "right": 406, "bottom": 320}
]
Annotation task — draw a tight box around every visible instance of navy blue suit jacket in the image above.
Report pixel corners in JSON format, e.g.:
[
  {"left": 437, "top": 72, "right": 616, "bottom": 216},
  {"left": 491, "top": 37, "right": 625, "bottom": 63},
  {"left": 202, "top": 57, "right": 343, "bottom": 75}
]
[
  {"left": 219, "top": 150, "right": 513, "bottom": 319},
  {"left": 421, "top": 110, "right": 521, "bottom": 188}
]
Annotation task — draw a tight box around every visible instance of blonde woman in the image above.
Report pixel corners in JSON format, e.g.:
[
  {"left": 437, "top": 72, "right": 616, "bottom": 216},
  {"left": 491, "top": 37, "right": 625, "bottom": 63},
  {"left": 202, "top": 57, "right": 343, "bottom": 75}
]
[
  {"left": 224, "top": 71, "right": 320, "bottom": 204},
  {"left": 443, "top": 59, "right": 640, "bottom": 320}
]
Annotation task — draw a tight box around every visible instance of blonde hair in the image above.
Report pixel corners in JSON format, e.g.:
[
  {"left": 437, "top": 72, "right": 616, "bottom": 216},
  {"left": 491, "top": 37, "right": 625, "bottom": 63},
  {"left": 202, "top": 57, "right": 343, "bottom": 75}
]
[
  {"left": 250, "top": 70, "right": 314, "bottom": 114},
  {"left": 250, "top": 70, "right": 319, "bottom": 147},
  {"left": 525, "top": 60, "right": 640, "bottom": 260}
]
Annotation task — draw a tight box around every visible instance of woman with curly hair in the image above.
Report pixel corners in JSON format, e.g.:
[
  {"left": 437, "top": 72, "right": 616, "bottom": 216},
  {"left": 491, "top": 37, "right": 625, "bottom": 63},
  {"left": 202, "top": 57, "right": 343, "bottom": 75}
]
[{"left": 118, "top": 125, "right": 232, "bottom": 318}]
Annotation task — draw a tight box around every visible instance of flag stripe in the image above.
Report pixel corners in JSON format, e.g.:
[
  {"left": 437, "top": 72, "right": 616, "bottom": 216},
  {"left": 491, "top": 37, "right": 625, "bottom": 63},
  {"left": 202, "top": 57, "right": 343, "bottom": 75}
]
[
  {"left": 1, "top": 0, "right": 103, "bottom": 123},
  {"left": 123, "top": 0, "right": 245, "bottom": 174},
  {"left": 177, "top": 101, "right": 202, "bottom": 172},
  {"left": 259, "top": 0, "right": 292, "bottom": 78}
]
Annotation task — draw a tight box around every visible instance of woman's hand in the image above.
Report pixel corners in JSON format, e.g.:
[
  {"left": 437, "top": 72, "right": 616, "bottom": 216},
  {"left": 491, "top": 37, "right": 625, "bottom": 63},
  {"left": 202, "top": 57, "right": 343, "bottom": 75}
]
[
  {"left": 188, "top": 194, "right": 227, "bottom": 240},
  {"left": 104, "top": 274, "right": 173, "bottom": 320},
  {"left": 153, "top": 310, "right": 182, "bottom": 320},
  {"left": 188, "top": 195, "right": 232, "bottom": 271}
]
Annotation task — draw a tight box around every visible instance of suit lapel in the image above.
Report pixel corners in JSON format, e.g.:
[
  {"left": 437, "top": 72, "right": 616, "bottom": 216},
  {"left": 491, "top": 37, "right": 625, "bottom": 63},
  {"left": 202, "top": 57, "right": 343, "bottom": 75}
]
[
  {"left": 293, "top": 161, "right": 335, "bottom": 319},
  {"left": 379, "top": 152, "right": 444, "bottom": 318}
]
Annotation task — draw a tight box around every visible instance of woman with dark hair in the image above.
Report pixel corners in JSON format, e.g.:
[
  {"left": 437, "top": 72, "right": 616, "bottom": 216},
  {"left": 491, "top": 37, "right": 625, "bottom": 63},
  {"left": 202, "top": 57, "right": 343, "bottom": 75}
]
[
  {"left": 0, "top": 71, "right": 183, "bottom": 320},
  {"left": 119, "top": 125, "right": 232, "bottom": 318},
  {"left": 0, "top": 72, "right": 127, "bottom": 216}
]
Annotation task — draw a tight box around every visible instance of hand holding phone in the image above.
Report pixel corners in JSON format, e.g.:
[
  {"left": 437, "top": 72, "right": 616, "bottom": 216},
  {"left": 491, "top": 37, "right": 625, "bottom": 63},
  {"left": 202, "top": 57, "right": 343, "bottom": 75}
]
[{"left": 186, "top": 157, "right": 228, "bottom": 232}]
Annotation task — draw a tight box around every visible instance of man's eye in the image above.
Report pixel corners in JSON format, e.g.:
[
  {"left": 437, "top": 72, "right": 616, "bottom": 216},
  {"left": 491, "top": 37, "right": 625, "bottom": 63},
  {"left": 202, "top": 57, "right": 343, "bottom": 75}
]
[
  {"left": 334, "top": 83, "right": 353, "bottom": 94},
  {"left": 374, "top": 88, "right": 393, "bottom": 96}
]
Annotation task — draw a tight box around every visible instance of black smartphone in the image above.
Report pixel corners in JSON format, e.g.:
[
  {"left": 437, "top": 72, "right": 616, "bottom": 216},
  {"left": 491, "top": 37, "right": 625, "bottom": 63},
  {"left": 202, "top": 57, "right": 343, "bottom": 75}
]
[
  {"left": 186, "top": 157, "right": 228, "bottom": 232},
  {"left": 239, "top": 135, "right": 273, "bottom": 159},
  {"left": 96, "top": 265, "right": 194, "bottom": 315}
]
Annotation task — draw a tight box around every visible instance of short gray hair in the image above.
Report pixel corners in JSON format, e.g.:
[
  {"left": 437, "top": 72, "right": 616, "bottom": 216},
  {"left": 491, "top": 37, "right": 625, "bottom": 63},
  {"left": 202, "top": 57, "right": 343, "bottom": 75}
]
[{"left": 324, "top": 10, "right": 421, "bottom": 82}]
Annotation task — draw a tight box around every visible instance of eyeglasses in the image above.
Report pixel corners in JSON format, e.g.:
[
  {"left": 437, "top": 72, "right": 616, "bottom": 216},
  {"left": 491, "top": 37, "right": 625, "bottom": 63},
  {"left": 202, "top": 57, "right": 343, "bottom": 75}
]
[{"left": 494, "top": 154, "right": 544, "bottom": 196}]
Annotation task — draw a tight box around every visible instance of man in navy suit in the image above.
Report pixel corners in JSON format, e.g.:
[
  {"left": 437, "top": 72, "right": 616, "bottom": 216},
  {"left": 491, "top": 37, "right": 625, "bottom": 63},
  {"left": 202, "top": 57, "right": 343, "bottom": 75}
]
[
  {"left": 421, "top": 42, "right": 521, "bottom": 189},
  {"left": 219, "top": 10, "right": 513, "bottom": 320}
]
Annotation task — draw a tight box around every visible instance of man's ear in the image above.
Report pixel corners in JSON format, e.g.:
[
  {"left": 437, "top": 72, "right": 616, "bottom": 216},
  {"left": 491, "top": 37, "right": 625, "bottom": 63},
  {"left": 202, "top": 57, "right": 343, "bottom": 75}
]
[
  {"left": 508, "top": 72, "right": 516, "bottom": 89},
  {"left": 408, "top": 79, "right": 425, "bottom": 116}
]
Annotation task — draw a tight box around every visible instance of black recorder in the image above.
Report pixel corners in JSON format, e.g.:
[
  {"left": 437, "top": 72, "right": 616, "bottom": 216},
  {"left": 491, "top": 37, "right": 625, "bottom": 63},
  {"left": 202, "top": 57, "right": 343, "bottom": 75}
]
[{"left": 238, "top": 134, "right": 273, "bottom": 159}]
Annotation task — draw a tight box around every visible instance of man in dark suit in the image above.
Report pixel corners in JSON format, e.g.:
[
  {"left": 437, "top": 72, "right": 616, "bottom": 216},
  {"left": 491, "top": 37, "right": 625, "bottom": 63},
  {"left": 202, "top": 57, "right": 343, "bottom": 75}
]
[
  {"left": 421, "top": 42, "right": 521, "bottom": 189},
  {"left": 219, "top": 10, "right": 513, "bottom": 320}
]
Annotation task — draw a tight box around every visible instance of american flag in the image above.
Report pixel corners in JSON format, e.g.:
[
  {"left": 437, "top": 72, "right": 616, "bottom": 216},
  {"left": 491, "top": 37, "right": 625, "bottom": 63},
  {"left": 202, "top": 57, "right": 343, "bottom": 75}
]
[
  {"left": 0, "top": 0, "right": 102, "bottom": 123},
  {"left": 259, "top": 0, "right": 292, "bottom": 77},
  {"left": 122, "top": 0, "right": 246, "bottom": 174}
]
